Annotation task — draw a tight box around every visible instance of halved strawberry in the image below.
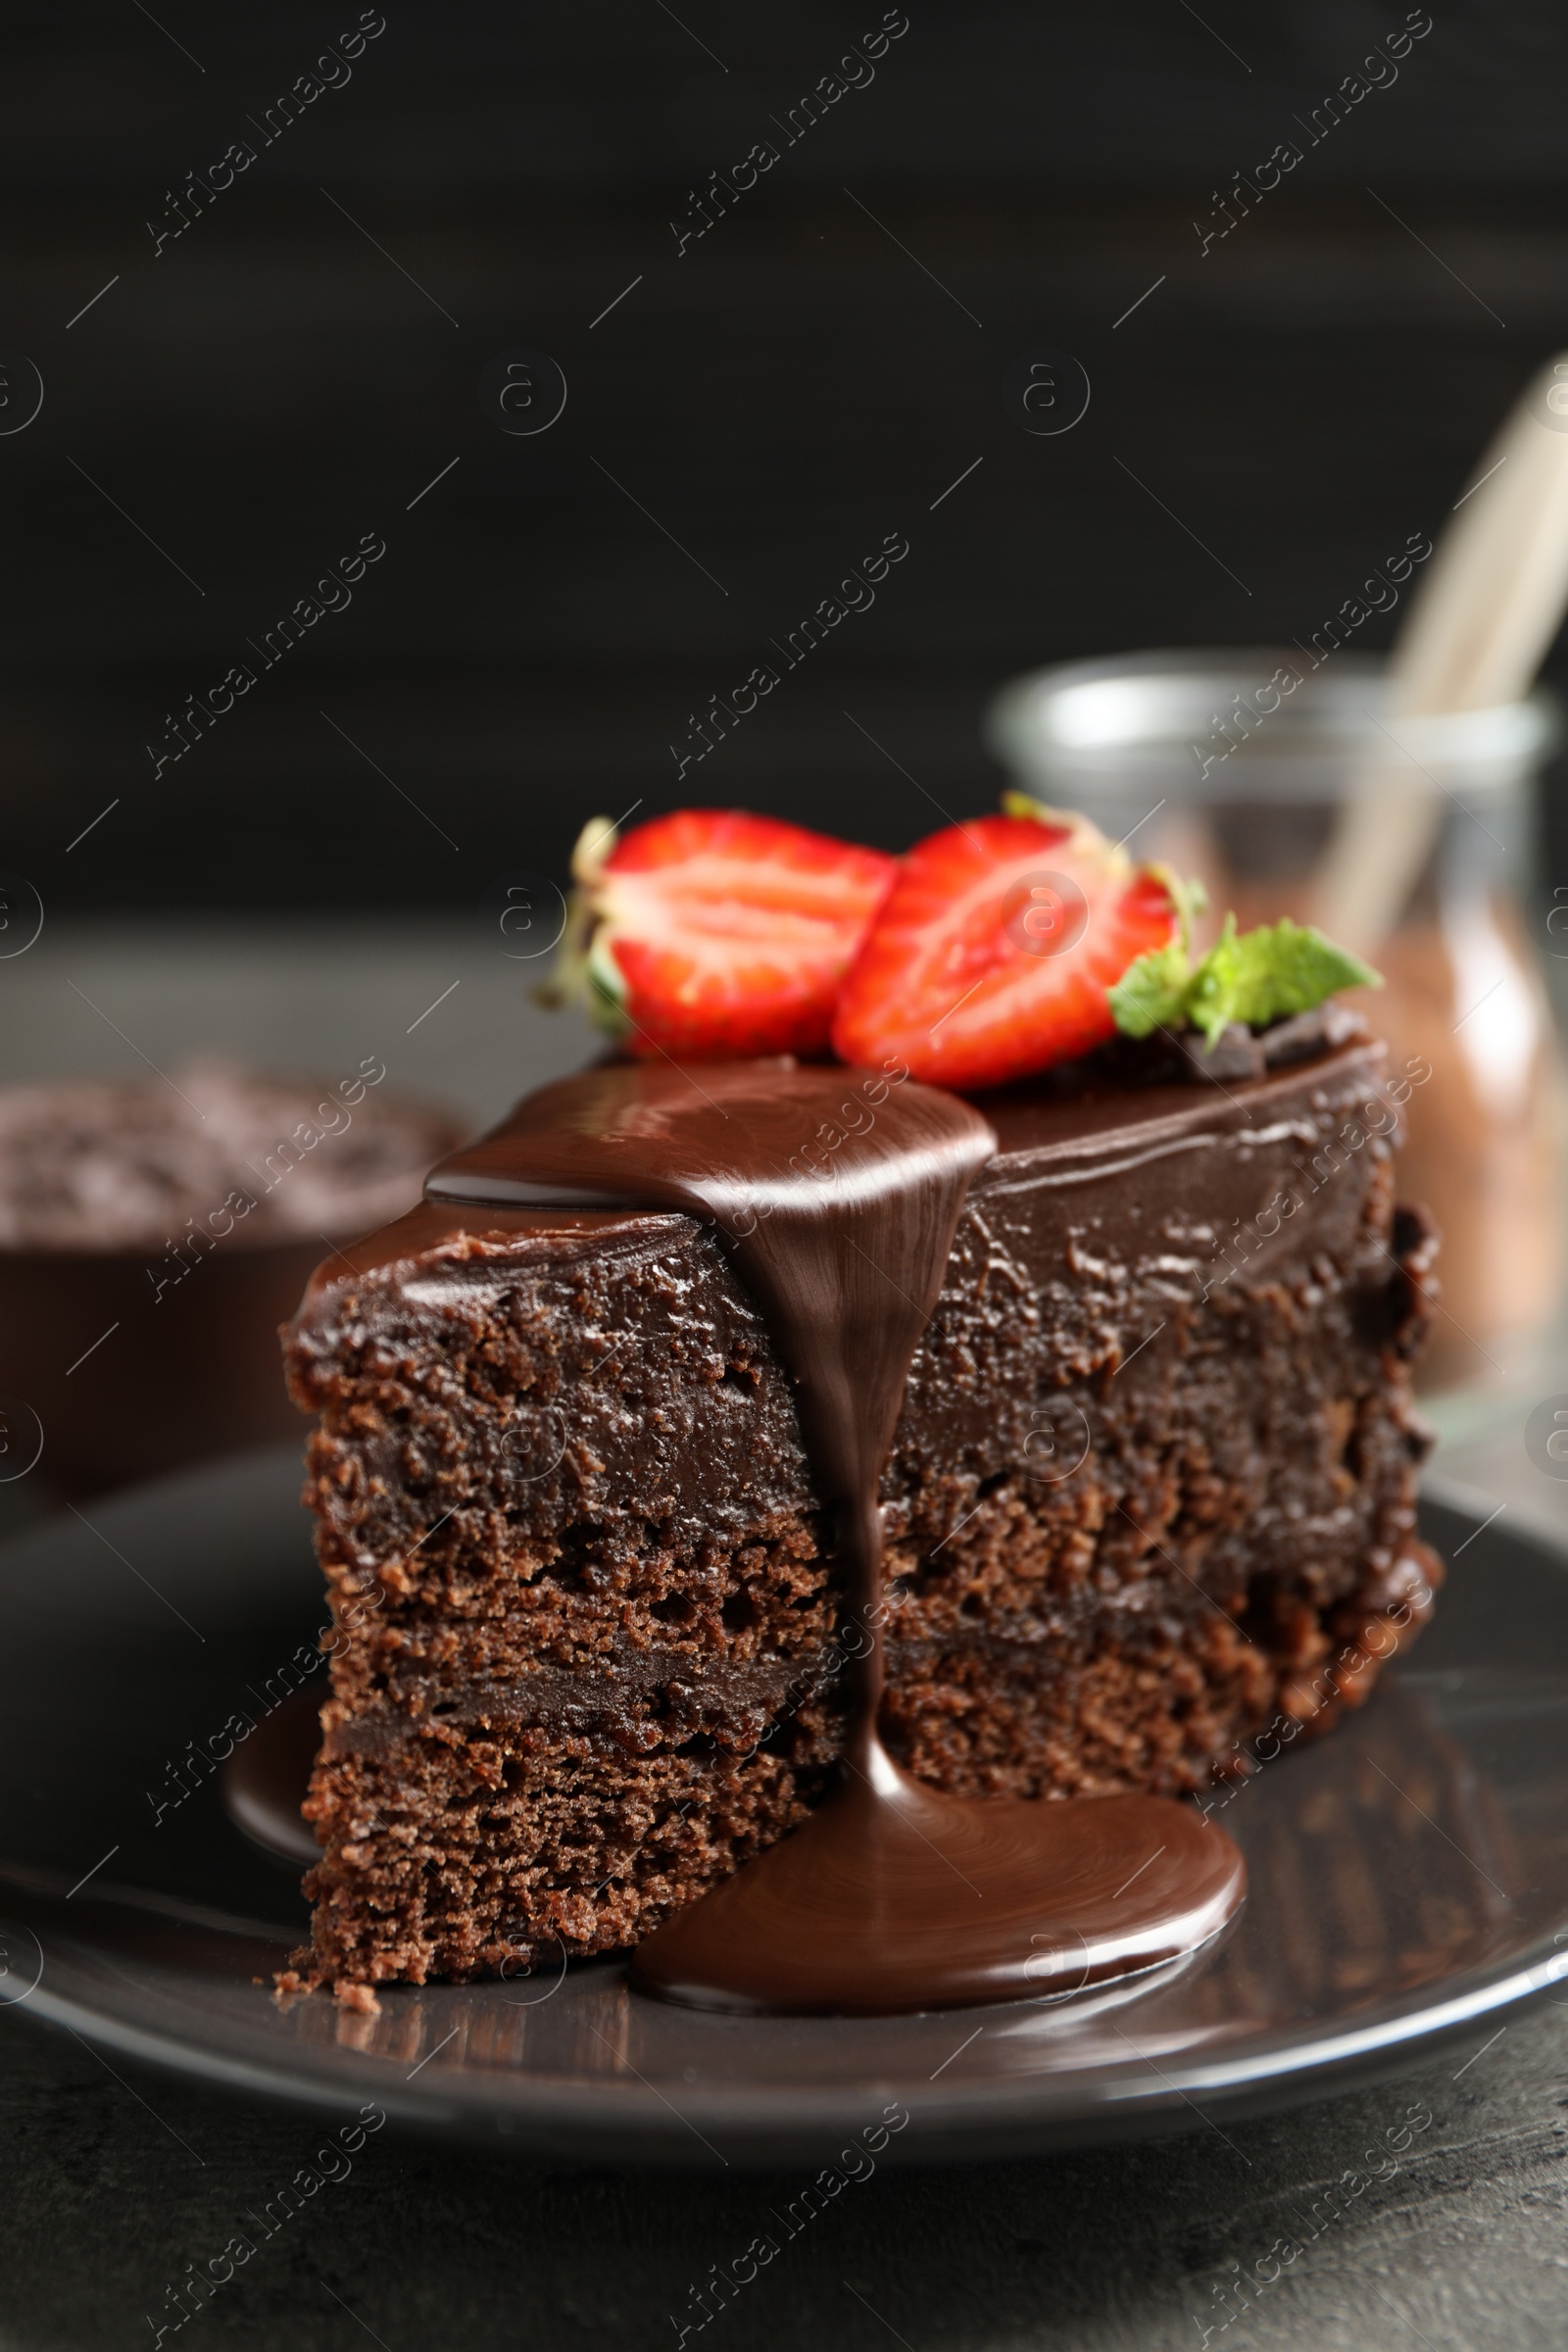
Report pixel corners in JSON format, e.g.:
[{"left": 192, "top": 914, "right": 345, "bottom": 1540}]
[
  {"left": 544, "top": 809, "right": 897, "bottom": 1058},
  {"left": 831, "top": 800, "right": 1178, "bottom": 1089}
]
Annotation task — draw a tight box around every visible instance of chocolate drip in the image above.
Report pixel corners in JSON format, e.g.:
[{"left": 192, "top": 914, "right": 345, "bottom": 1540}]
[{"left": 426, "top": 1057, "right": 1246, "bottom": 2015}]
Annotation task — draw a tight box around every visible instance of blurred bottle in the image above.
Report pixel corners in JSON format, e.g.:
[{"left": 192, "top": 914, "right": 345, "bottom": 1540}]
[{"left": 988, "top": 649, "right": 1565, "bottom": 1390}]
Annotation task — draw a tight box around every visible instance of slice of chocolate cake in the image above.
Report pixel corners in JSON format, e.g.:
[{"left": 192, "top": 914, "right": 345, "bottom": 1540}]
[{"left": 281, "top": 1014, "right": 1437, "bottom": 1996}]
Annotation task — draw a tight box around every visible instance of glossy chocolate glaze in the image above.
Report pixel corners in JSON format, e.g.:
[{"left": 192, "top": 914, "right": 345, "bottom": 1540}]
[{"left": 424, "top": 1057, "right": 1248, "bottom": 2014}]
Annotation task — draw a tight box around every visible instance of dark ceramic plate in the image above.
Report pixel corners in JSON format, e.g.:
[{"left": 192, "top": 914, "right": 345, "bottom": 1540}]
[{"left": 2, "top": 1448, "right": 1564, "bottom": 2167}]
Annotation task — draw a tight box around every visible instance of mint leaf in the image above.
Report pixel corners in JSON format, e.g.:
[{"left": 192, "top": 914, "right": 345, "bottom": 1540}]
[
  {"left": 1184, "top": 913, "right": 1247, "bottom": 1046},
  {"left": 1199, "top": 916, "right": 1380, "bottom": 1042},
  {"left": 1111, "top": 910, "right": 1381, "bottom": 1048},
  {"left": 1107, "top": 940, "right": 1192, "bottom": 1037}
]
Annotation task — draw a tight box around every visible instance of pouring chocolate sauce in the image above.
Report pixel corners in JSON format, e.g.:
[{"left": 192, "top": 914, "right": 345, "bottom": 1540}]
[{"left": 426, "top": 1057, "right": 1246, "bottom": 2015}]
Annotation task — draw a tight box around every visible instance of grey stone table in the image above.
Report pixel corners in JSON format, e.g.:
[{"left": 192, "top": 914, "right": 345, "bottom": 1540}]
[
  {"left": 3, "top": 922, "right": 1568, "bottom": 2351},
  {"left": 2, "top": 1995, "right": 1566, "bottom": 2350}
]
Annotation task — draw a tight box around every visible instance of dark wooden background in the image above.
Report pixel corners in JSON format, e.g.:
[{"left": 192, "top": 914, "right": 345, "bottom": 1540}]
[{"left": 3, "top": 1, "right": 1566, "bottom": 909}]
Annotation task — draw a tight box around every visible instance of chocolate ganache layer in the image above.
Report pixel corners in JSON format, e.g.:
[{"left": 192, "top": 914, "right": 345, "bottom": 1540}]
[{"left": 278, "top": 1026, "right": 1437, "bottom": 2004}]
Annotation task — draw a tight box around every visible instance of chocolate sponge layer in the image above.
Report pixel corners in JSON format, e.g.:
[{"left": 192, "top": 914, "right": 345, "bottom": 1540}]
[{"left": 282, "top": 1040, "right": 1438, "bottom": 1991}]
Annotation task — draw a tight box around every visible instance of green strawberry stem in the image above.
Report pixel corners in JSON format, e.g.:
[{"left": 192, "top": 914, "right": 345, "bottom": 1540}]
[{"left": 532, "top": 816, "right": 633, "bottom": 1037}]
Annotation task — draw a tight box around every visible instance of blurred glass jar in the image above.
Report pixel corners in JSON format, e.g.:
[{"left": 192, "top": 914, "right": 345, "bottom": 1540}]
[{"left": 987, "top": 649, "right": 1565, "bottom": 1392}]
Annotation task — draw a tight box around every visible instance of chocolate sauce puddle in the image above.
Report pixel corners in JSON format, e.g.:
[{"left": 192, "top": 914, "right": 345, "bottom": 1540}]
[{"left": 428, "top": 1059, "right": 1246, "bottom": 2016}]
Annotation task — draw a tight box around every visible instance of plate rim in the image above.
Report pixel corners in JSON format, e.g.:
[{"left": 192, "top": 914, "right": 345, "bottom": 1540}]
[{"left": 8, "top": 1929, "right": 1567, "bottom": 2167}]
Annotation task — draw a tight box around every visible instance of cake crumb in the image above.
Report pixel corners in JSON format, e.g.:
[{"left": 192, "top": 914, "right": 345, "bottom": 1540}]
[{"left": 334, "top": 1979, "right": 381, "bottom": 2015}]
